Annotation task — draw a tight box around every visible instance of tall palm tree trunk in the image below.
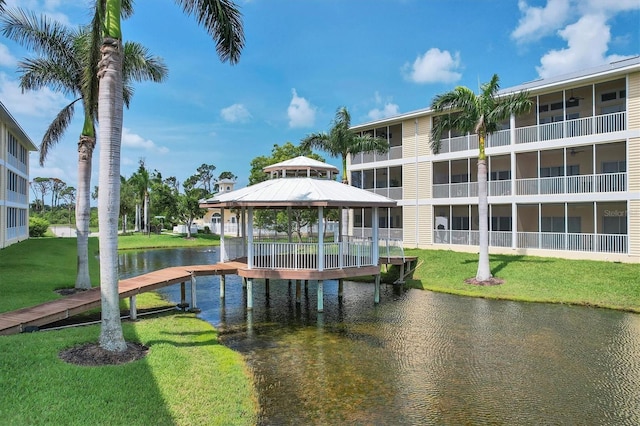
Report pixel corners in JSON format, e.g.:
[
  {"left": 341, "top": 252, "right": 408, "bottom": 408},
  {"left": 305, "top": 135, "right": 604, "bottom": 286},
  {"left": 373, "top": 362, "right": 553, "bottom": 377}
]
[
  {"left": 476, "top": 135, "right": 492, "bottom": 281},
  {"left": 75, "top": 134, "right": 95, "bottom": 289},
  {"left": 97, "top": 35, "right": 126, "bottom": 352}
]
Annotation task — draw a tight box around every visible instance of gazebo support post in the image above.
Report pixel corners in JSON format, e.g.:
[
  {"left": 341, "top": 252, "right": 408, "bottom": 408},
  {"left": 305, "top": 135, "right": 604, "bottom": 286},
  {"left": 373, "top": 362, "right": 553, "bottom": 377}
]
[
  {"left": 246, "top": 278, "right": 253, "bottom": 310},
  {"left": 317, "top": 280, "right": 324, "bottom": 312},
  {"left": 220, "top": 275, "right": 226, "bottom": 299}
]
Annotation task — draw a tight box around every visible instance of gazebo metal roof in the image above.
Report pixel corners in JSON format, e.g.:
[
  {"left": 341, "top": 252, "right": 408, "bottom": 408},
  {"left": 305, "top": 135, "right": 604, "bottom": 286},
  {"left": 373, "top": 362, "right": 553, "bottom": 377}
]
[{"left": 201, "top": 156, "right": 396, "bottom": 209}]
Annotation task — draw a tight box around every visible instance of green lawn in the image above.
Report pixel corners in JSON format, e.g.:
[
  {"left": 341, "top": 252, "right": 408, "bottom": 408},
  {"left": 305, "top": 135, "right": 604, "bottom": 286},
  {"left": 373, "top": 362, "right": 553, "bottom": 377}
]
[
  {"left": 405, "top": 249, "right": 640, "bottom": 313},
  {"left": 0, "top": 237, "right": 257, "bottom": 425}
]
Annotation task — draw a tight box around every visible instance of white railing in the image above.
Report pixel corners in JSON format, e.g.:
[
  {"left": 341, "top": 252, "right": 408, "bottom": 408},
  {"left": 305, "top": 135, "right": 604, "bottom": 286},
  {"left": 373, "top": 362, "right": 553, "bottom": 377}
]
[
  {"left": 489, "top": 180, "right": 511, "bottom": 196},
  {"left": 515, "top": 112, "right": 626, "bottom": 144},
  {"left": 433, "top": 230, "right": 628, "bottom": 253},
  {"left": 517, "top": 232, "right": 628, "bottom": 254},
  {"left": 487, "top": 129, "right": 510, "bottom": 147},
  {"left": 250, "top": 240, "right": 376, "bottom": 270},
  {"left": 516, "top": 172, "right": 626, "bottom": 195},
  {"left": 222, "top": 237, "right": 245, "bottom": 261}
]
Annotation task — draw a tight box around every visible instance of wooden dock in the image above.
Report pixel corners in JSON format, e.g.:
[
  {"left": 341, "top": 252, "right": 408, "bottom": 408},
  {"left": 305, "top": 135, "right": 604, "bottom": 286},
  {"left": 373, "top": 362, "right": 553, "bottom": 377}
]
[{"left": 0, "top": 256, "right": 417, "bottom": 336}]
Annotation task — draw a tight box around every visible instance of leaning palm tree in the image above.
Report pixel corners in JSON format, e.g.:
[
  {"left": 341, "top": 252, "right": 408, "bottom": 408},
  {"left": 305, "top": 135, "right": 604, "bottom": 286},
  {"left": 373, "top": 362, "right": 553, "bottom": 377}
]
[
  {"left": 430, "top": 74, "right": 532, "bottom": 283},
  {"left": 96, "top": 0, "right": 244, "bottom": 352},
  {"left": 1, "top": 7, "right": 167, "bottom": 290},
  {"left": 301, "top": 106, "right": 389, "bottom": 184}
]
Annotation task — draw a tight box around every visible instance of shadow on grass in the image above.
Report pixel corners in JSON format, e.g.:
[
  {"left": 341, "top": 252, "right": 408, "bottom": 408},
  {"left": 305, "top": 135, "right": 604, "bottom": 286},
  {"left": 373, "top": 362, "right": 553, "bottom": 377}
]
[{"left": 462, "top": 254, "right": 553, "bottom": 277}]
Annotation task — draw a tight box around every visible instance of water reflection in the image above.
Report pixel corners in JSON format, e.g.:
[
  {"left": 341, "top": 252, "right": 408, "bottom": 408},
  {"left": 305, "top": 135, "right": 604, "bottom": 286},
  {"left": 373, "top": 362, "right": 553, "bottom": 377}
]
[{"left": 120, "top": 247, "right": 640, "bottom": 425}]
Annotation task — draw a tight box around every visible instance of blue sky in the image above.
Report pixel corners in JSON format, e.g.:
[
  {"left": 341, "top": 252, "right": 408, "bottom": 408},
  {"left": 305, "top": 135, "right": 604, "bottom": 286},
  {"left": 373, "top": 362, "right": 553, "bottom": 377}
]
[{"left": 1, "top": 0, "right": 639, "bottom": 194}]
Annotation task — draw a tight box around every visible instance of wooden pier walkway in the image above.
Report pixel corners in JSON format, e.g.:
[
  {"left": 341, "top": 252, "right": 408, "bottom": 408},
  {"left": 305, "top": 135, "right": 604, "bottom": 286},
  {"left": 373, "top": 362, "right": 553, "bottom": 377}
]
[
  {"left": 0, "top": 256, "right": 417, "bottom": 336},
  {"left": 0, "top": 262, "right": 244, "bottom": 336}
]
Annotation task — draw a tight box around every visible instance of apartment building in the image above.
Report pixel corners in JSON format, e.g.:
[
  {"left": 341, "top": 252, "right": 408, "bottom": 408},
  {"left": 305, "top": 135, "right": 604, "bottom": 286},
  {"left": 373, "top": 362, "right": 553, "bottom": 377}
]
[
  {"left": 0, "top": 101, "right": 37, "bottom": 249},
  {"left": 349, "top": 56, "right": 640, "bottom": 263}
]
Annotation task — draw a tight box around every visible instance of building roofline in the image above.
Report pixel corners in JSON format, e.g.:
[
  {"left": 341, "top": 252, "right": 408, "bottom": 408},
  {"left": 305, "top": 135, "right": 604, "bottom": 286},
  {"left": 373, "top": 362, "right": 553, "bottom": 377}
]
[
  {"left": 350, "top": 56, "right": 640, "bottom": 131},
  {"left": 0, "top": 101, "right": 38, "bottom": 151}
]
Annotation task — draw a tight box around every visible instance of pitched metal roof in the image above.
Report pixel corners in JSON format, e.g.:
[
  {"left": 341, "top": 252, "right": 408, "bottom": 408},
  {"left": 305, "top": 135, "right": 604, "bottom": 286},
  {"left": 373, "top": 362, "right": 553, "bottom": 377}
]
[
  {"left": 263, "top": 155, "right": 339, "bottom": 173},
  {"left": 201, "top": 177, "right": 396, "bottom": 208}
]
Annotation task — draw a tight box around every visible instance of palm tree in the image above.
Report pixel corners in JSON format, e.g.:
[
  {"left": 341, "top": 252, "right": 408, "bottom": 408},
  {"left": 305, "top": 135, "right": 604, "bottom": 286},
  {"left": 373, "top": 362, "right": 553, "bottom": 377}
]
[
  {"left": 430, "top": 74, "right": 532, "bottom": 283},
  {"left": 301, "top": 106, "right": 389, "bottom": 184},
  {"left": 1, "top": 8, "right": 167, "bottom": 290},
  {"left": 96, "top": 0, "right": 244, "bottom": 352}
]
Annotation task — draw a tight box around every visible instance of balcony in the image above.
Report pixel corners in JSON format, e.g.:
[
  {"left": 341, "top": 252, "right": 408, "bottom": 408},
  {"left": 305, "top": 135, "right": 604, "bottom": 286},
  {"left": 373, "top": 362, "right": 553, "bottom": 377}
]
[
  {"left": 516, "top": 172, "right": 626, "bottom": 195},
  {"left": 432, "top": 230, "right": 628, "bottom": 254},
  {"left": 515, "top": 112, "right": 626, "bottom": 144}
]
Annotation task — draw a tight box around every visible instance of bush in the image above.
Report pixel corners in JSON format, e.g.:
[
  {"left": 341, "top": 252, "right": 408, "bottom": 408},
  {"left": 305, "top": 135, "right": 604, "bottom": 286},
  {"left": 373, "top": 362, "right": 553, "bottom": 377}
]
[
  {"left": 29, "top": 216, "right": 50, "bottom": 237},
  {"left": 203, "top": 226, "right": 211, "bottom": 234}
]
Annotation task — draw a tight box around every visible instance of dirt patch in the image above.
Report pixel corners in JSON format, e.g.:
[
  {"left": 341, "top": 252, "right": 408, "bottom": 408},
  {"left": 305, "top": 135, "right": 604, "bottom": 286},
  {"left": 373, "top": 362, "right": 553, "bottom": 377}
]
[
  {"left": 464, "top": 277, "right": 505, "bottom": 286},
  {"left": 59, "top": 342, "right": 148, "bottom": 366},
  {"left": 55, "top": 288, "right": 89, "bottom": 296}
]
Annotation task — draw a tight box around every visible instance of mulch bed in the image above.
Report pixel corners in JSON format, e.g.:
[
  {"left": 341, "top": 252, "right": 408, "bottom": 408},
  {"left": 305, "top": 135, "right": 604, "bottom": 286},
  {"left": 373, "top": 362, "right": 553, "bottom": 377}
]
[
  {"left": 464, "top": 277, "right": 505, "bottom": 286},
  {"left": 59, "top": 342, "right": 148, "bottom": 366}
]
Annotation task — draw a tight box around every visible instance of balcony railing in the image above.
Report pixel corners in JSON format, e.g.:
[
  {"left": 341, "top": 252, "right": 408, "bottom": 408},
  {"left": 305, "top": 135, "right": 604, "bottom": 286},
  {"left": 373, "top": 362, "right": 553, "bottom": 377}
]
[
  {"left": 433, "top": 230, "right": 628, "bottom": 254},
  {"left": 516, "top": 172, "right": 626, "bottom": 195},
  {"left": 515, "top": 112, "right": 626, "bottom": 144}
]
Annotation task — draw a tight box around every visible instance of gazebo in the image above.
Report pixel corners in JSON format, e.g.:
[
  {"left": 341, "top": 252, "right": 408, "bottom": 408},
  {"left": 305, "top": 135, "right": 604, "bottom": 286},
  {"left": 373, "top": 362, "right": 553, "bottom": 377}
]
[{"left": 199, "top": 156, "right": 398, "bottom": 312}]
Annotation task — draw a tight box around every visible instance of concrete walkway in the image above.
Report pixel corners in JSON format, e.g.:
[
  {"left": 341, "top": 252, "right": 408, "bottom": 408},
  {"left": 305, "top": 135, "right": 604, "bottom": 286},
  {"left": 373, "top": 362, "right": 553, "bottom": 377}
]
[{"left": 50, "top": 225, "right": 99, "bottom": 238}]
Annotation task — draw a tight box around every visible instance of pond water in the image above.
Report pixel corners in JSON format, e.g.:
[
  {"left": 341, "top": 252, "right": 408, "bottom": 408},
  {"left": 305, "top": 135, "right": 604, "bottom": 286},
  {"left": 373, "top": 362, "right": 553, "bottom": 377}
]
[{"left": 119, "top": 247, "right": 640, "bottom": 425}]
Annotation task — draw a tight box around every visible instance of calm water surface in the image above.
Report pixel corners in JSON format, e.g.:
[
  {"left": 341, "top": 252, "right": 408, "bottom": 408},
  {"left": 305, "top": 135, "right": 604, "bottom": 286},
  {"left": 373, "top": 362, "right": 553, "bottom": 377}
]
[{"left": 119, "top": 247, "right": 640, "bottom": 425}]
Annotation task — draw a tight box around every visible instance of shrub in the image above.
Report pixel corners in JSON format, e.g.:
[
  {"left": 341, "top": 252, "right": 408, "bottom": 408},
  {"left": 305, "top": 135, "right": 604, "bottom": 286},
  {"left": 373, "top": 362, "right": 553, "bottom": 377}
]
[{"left": 29, "top": 216, "right": 50, "bottom": 237}]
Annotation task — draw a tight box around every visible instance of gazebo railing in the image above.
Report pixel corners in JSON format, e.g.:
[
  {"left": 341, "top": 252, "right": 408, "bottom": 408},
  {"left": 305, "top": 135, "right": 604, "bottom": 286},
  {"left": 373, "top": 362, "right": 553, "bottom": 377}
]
[{"left": 250, "top": 240, "right": 375, "bottom": 270}]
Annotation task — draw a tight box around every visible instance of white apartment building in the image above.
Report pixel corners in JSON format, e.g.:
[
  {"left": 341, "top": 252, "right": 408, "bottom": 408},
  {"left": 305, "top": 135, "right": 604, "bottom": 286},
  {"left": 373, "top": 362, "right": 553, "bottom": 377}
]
[
  {"left": 0, "top": 101, "right": 37, "bottom": 249},
  {"left": 349, "top": 57, "right": 640, "bottom": 263}
]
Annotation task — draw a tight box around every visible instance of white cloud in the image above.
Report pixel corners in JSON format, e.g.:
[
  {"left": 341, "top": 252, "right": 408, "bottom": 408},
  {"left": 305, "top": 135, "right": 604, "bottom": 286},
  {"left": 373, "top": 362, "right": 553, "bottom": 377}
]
[
  {"left": 220, "top": 103, "right": 251, "bottom": 123},
  {"left": 535, "top": 14, "right": 632, "bottom": 78},
  {"left": 0, "top": 44, "right": 18, "bottom": 67},
  {"left": 122, "top": 127, "right": 169, "bottom": 153},
  {"left": 511, "top": 0, "right": 572, "bottom": 42},
  {"left": 0, "top": 72, "right": 69, "bottom": 117},
  {"left": 368, "top": 103, "right": 400, "bottom": 121},
  {"left": 287, "top": 89, "right": 315, "bottom": 128},
  {"left": 403, "top": 48, "right": 462, "bottom": 84}
]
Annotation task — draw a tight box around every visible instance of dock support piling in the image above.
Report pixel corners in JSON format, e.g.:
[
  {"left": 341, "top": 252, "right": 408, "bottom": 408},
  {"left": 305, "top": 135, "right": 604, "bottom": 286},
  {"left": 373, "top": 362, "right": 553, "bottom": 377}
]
[
  {"left": 129, "top": 295, "right": 137, "bottom": 320},
  {"left": 190, "top": 272, "right": 200, "bottom": 312},
  {"left": 178, "top": 282, "right": 188, "bottom": 310},
  {"left": 265, "top": 278, "right": 270, "bottom": 298},
  {"left": 338, "top": 279, "right": 343, "bottom": 298},
  {"left": 247, "top": 278, "right": 253, "bottom": 310},
  {"left": 374, "top": 274, "right": 381, "bottom": 304},
  {"left": 220, "top": 275, "right": 226, "bottom": 299},
  {"left": 317, "top": 280, "right": 324, "bottom": 312},
  {"left": 295, "top": 280, "right": 301, "bottom": 304}
]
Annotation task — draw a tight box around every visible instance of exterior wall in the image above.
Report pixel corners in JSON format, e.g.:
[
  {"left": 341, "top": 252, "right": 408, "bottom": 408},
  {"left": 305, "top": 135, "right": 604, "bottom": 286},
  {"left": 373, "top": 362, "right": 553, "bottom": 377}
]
[{"left": 1, "top": 103, "right": 37, "bottom": 249}]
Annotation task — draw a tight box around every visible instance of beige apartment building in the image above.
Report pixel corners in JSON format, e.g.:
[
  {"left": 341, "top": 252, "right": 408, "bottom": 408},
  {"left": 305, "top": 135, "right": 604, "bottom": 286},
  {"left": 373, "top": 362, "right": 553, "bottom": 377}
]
[
  {"left": 0, "top": 101, "right": 37, "bottom": 249},
  {"left": 349, "top": 56, "right": 640, "bottom": 263}
]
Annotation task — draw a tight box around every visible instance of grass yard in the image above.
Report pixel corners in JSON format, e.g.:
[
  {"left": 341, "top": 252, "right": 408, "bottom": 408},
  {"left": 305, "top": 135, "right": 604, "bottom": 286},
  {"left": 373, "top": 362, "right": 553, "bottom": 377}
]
[{"left": 405, "top": 249, "right": 640, "bottom": 312}]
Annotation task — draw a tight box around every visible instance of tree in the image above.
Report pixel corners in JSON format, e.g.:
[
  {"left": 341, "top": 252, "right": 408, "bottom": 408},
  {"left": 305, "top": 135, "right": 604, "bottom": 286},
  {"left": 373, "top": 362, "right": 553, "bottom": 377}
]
[
  {"left": 301, "top": 106, "right": 389, "bottom": 184},
  {"left": 301, "top": 106, "right": 389, "bottom": 238},
  {"left": 430, "top": 74, "right": 532, "bottom": 283},
  {"left": 129, "top": 159, "right": 151, "bottom": 233},
  {"left": 95, "top": 0, "right": 244, "bottom": 352},
  {"left": 195, "top": 163, "right": 217, "bottom": 195},
  {"left": 150, "top": 171, "right": 180, "bottom": 227},
  {"left": 1, "top": 6, "right": 167, "bottom": 290},
  {"left": 119, "top": 176, "right": 136, "bottom": 233},
  {"left": 178, "top": 175, "right": 207, "bottom": 238},
  {"left": 249, "top": 142, "right": 324, "bottom": 240},
  {"left": 30, "top": 177, "right": 51, "bottom": 211}
]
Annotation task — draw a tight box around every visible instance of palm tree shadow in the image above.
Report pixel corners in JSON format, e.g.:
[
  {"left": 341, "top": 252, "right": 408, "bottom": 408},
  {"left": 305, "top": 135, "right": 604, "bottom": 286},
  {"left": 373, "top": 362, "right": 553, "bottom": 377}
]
[{"left": 462, "top": 254, "right": 552, "bottom": 276}]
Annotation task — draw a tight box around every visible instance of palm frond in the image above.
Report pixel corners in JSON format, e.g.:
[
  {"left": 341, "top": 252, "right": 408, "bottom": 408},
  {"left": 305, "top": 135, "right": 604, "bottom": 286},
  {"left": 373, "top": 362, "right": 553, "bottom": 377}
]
[
  {"left": 177, "top": 0, "right": 245, "bottom": 64},
  {"left": 18, "top": 57, "right": 77, "bottom": 94},
  {"left": 40, "top": 100, "right": 79, "bottom": 164},
  {"left": 123, "top": 41, "right": 169, "bottom": 83}
]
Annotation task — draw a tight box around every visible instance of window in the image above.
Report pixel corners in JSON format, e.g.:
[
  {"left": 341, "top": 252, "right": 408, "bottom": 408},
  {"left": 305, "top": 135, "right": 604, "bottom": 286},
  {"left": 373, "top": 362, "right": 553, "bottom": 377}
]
[
  {"left": 603, "top": 215, "right": 627, "bottom": 234},
  {"left": 540, "top": 166, "right": 564, "bottom": 177},
  {"left": 490, "top": 170, "right": 510, "bottom": 181},
  {"left": 602, "top": 161, "right": 626, "bottom": 174},
  {"left": 451, "top": 173, "right": 468, "bottom": 183},
  {"left": 601, "top": 92, "right": 617, "bottom": 102},
  {"left": 550, "top": 101, "right": 564, "bottom": 110},
  {"left": 491, "top": 216, "right": 512, "bottom": 231},
  {"left": 350, "top": 171, "right": 362, "bottom": 188},
  {"left": 451, "top": 216, "right": 469, "bottom": 230},
  {"left": 541, "top": 216, "right": 565, "bottom": 233}
]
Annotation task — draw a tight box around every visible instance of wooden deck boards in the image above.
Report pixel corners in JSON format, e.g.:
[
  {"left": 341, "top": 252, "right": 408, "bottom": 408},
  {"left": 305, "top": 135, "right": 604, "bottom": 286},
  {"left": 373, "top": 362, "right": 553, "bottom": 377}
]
[{"left": 0, "top": 257, "right": 412, "bottom": 336}]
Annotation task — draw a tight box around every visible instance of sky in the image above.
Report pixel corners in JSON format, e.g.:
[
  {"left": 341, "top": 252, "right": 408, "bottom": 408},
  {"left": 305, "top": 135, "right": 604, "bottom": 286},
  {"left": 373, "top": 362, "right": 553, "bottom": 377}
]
[{"left": 1, "top": 0, "right": 639, "bottom": 198}]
